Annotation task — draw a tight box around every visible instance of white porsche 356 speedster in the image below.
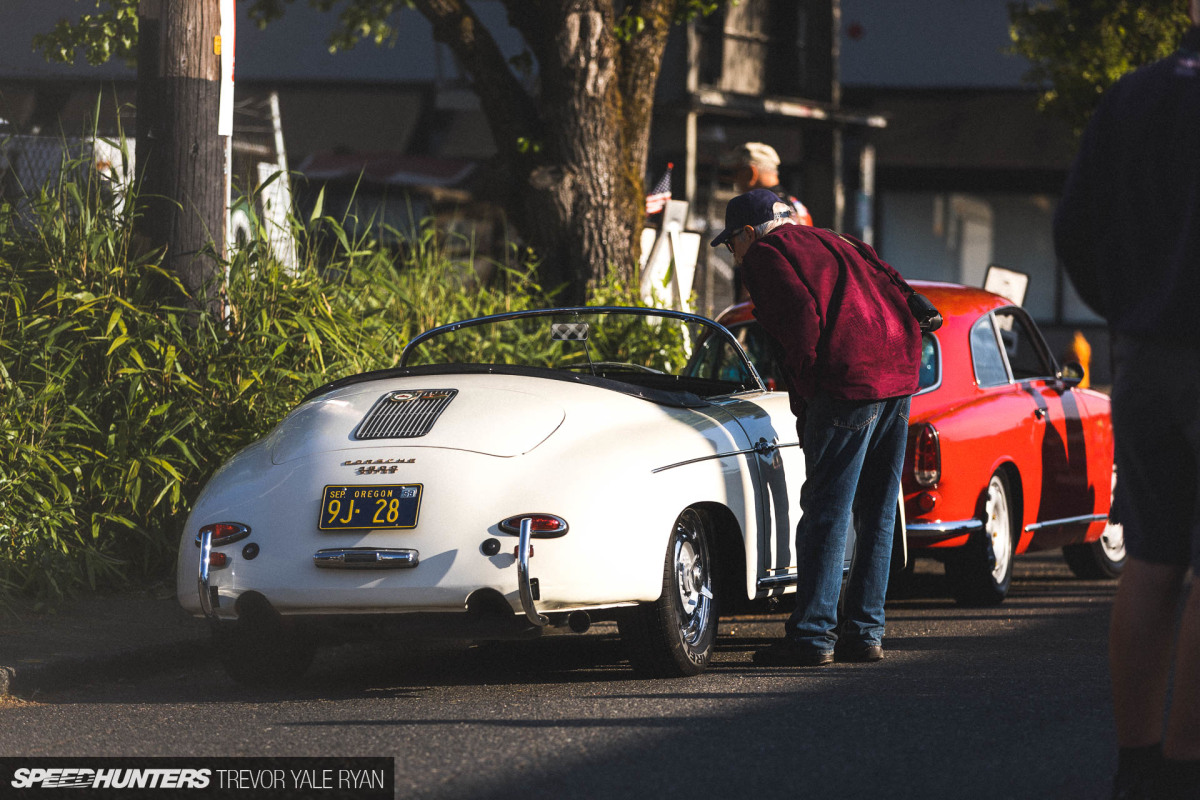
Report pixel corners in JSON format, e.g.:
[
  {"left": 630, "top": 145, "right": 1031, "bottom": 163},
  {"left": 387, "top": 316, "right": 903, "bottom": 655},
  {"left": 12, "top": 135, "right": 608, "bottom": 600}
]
[{"left": 177, "top": 307, "right": 894, "bottom": 684}]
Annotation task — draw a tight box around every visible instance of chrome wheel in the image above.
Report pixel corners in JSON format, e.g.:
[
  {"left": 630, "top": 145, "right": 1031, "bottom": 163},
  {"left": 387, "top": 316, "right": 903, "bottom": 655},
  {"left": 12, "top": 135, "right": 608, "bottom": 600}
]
[
  {"left": 619, "top": 507, "right": 719, "bottom": 677},
  {"left": 1098, "top": 518, "right": 1126, "bottom": 564},
  {"left": 673, "top": 509, "right": 715, "bottom": 647},
  {"left": 1064, "top": 465, "right": 1126, "bottom": 579},
  {"left": 947, "top": 470, "right": 1016, "bottom": 605},
  {"left": 1099, "top": 467, "right": 1127, "bottom": 563},
  {"left": 984, "top": 474, "right": 1014, "bottom": 584}
]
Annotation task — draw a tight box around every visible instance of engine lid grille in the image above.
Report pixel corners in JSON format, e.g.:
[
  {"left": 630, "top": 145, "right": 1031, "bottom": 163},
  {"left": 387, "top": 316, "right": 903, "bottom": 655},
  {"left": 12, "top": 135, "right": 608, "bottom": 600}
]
[{"left": 355, "top": 389, "right": 458, "bottom": 439}]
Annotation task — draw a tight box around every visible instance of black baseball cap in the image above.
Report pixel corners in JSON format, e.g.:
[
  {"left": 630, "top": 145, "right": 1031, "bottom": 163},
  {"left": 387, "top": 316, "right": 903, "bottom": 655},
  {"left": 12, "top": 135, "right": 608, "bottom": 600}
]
[{"left": 710, "top": 188, "right": 790, "bottom": 247}]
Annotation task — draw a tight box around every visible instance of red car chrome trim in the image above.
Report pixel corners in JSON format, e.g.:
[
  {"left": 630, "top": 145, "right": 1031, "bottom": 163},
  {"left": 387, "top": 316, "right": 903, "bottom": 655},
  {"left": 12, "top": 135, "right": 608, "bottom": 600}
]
[
  {"left": 906, "top": 519, "right": 985, "bottom": 536},
  {"left": 1024, "top": 513, "right": 1109, "bottom": 533}
]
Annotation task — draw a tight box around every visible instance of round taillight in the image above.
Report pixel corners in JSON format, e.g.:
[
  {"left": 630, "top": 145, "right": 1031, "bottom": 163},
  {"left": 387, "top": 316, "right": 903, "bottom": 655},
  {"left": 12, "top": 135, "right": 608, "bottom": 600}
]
[
  {"left": 498, "top": 514, "right": 569, "bottom": 538},
  {"left": 913, "top": 424, "right": 941, "bottom": 487}
]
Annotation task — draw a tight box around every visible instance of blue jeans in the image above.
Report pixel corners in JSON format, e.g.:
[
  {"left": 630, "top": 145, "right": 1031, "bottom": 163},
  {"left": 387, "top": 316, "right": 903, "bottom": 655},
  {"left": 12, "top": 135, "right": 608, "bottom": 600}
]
[{"left": 786, "top": 393, "right": 910, "bottom": 652}]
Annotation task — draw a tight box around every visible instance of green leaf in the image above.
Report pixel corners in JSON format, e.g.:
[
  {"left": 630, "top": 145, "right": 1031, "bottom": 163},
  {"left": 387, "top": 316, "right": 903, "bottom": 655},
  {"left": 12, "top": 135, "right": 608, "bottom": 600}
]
[
  {"left": 106, "top": 334, "right": 130, "bottom": 356},
  {"left": 104, "top": 308, "right": 124, "bottom": 337},
  {"left": 309, "top": 186, "right": 325, "bottom": 224}
]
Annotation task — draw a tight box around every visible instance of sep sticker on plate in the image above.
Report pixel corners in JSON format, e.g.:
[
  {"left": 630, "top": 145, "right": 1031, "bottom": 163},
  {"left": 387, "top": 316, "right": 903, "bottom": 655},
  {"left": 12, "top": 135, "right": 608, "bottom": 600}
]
[{"left": 319, "top": 484, "right": 422, "bottom": 531}]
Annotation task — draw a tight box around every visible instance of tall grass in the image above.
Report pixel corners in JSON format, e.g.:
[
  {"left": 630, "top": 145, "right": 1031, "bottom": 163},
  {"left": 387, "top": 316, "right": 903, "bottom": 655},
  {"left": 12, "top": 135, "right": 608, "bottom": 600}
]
[{"left": 0, "top": 169, "right": 573, "bottom": 602}]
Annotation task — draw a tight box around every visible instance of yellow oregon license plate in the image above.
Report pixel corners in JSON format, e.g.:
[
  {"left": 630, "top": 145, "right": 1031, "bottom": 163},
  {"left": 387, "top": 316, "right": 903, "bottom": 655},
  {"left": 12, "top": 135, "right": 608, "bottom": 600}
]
[{"left": 318, "top": 484, "right": 423, "bottom": 531}]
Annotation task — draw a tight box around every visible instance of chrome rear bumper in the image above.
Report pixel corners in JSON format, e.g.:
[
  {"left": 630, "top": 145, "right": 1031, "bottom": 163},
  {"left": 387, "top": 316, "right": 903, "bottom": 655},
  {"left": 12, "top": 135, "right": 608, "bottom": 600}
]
[
  {"left": 906, "top": 519, "right": 985, "bottom": 538},
  {"left": 313, "top": 548, "right": 420, "bottom": 569}
]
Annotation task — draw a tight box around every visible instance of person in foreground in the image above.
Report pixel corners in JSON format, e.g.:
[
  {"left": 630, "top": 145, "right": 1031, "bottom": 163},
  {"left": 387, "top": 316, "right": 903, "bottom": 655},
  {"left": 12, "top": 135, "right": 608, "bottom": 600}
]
[
  {"left": 1054, "top": 6, "right": 1200, "bottom": 798},
  {"left": 711, "top": 189, "right": 921, "bottom": 666}
]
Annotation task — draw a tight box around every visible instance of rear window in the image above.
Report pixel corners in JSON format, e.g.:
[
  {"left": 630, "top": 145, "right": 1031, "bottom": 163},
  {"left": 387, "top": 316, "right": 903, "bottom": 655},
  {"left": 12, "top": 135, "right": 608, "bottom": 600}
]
[
  {"left": 971, "top": 315, "right": 1010, "bottom": 387},
  {"left": 917, "top": 333, "right": 940, "bottom": 392}
]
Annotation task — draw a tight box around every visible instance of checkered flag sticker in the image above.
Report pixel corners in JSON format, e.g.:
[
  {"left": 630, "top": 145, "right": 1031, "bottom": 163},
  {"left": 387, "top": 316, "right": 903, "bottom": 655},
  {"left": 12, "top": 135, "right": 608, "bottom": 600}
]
[{"left": 551, "top": 322, "right": 590, "bottom": 341}]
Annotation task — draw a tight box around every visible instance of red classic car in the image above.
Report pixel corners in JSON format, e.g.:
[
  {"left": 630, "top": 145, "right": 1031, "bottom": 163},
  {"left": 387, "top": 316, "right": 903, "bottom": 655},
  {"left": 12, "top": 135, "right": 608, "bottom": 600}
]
[{"left": 709, "top": 281, "right": 1124, "bottom": 604}]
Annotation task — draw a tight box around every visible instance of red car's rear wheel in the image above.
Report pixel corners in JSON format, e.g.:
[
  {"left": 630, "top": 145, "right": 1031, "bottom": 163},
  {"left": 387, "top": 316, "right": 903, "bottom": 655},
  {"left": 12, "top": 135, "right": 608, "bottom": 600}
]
[
  {"left": 947, "top": 471, "right": 1016, "bottom": 606},
  {"left": 1064, "top": 466, "right": 1126, "bottom": 579}
]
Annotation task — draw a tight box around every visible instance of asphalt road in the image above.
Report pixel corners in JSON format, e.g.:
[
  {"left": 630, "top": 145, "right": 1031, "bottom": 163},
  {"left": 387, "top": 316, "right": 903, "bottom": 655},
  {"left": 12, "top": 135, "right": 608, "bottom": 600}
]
[{"left": 1, "top": 554, "right": 1118, "bottom": 800}]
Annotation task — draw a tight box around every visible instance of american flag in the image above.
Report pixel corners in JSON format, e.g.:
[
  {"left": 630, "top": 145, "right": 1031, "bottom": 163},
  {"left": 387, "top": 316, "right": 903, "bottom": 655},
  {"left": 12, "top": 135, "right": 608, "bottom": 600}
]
[{"left": 645, "top": 162, "right": 673, "bottom": 215}]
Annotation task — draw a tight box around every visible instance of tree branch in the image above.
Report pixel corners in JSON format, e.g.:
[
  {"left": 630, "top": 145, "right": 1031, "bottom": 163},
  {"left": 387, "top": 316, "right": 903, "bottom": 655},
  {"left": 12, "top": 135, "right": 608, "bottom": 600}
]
[
  {"left": 617, "top": 0, "right": 676, "bottom": 179},
  {"left": 410, "top": 0, "right": 539, "bottom": 158},
  {"left": 498, "top": 0, "right": 553, "bottom": 71}
]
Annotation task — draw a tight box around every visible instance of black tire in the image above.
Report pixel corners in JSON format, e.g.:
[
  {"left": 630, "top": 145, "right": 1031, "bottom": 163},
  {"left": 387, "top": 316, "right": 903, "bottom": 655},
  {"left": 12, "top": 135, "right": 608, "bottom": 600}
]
[
  {"left": 1063, "top": 536, "right": 1126, "bottom": 579},
  {"left": 946, "top": 471, "right": 1016, "bottom": 606},
  {"left": 1063, "top": 467, "right": 1126, "bottom": 578},
  {"left": 213, "top": 601, "right": 315, "bottom": 687},
  {"left": 619, "top": 508, "right": 719, "bottom": 677}
]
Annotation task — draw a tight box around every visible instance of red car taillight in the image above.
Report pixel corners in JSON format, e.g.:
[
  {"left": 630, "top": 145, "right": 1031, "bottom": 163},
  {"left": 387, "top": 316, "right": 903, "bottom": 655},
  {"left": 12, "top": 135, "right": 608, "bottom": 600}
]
[
  {"left": 193, "top": 522, "right": 251, "bottom": 548},
  {"left": 913, "top": 424, "right": 941, "bottom": 487},
  {"left": 498, "top": 514, "right": 569, "bottom": 538}
]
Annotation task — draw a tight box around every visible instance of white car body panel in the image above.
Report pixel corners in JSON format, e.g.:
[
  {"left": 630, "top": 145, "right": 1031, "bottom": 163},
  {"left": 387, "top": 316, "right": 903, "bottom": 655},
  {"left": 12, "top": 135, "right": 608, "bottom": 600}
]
[
  {"left": 177, "top": 373, "right": 823, "bottom": 620},
  {"left": 269, "top": 383, "right": 567, "bottom": 463}
]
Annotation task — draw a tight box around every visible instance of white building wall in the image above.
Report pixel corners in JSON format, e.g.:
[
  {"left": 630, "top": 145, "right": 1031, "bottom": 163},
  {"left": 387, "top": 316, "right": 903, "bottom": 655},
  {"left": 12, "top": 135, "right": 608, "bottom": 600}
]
[{"left": 878, "top": 191, "right": 1102, "bottom": 325}]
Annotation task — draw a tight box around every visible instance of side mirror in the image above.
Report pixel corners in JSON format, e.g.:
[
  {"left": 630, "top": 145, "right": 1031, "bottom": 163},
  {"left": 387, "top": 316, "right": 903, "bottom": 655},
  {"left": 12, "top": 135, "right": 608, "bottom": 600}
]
[{"left": 1060, "top": 360, "right": 1085, "bottom": 389}]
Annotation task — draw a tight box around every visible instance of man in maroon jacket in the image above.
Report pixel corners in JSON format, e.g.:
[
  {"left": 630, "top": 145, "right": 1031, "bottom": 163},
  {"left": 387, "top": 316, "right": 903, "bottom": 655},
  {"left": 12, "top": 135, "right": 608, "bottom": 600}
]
[{"left": 711, "top": 189, "right": 921, "bottom": 666}]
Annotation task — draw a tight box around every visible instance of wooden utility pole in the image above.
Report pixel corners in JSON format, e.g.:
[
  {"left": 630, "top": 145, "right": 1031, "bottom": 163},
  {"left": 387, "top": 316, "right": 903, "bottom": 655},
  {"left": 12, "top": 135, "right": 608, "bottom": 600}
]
[{"left": 135, "top": 0, "right": 225, "bottom": 317}]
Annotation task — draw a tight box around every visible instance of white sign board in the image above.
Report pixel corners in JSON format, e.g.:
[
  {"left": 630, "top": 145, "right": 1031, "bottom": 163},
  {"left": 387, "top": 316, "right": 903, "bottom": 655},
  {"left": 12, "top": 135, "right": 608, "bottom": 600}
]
[
  {"left": 640, "top": 200, "right": 697, "bottom": 312},
  {"left": 984, "top": 264, "right": 1029, "bottom": 307},
  {"left": 218, "top": 0, "right": 236, "bottom": 136},
  {"left": 256, "top": 162, "right": 299, "bottom": 272}
]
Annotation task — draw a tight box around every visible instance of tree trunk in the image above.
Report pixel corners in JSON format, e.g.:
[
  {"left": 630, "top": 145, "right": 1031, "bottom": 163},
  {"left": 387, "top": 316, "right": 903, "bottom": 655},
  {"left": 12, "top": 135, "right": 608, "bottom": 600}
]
[
  {"left": 520, "top": 2, "right": 634, "bottom": 304},
  {"left": 135, "top": 0, "right": 225, "bottom": 317},
  {"left": 415, "top": 0, "right": 684, "bottom": 303}
]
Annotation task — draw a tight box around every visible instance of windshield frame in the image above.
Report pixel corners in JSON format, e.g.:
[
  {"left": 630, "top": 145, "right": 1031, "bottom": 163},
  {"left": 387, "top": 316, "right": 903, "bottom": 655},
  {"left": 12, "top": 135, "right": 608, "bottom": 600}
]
[{"left": 306, "top": 307, "right": 766, "bottom": 403}]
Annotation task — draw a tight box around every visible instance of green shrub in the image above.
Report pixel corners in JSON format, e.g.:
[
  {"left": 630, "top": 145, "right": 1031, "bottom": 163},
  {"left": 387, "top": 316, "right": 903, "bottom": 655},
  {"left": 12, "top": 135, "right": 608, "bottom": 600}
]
[{"left": 0, "top": 172, "right": 679, "bottom": 603}]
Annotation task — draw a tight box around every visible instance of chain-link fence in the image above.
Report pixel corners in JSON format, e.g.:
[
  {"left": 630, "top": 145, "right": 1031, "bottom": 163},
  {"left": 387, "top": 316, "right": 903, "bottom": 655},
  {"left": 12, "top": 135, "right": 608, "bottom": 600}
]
[
  {"left": 0, "top": 91, "right": 298, "bottom": 268},
  {"left": 0, "top": 134, "right": 134, "bottom": 209}
]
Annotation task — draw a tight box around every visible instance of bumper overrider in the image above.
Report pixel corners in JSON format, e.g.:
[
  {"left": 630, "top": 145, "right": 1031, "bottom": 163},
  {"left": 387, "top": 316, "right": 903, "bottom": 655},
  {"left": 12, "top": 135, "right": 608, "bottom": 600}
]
[{"left": 905, "top": 518, "right": 985, "bottom": 542}]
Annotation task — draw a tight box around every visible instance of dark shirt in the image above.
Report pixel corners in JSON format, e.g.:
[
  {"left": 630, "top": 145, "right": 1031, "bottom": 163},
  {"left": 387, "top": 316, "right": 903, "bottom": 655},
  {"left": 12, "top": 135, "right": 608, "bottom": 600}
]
[
  {"left": 741, "top": 224, "right": 921, "bottom": 414},
  {"left": 1055, "top": 27, "right": 1200, "bottom": 343}
]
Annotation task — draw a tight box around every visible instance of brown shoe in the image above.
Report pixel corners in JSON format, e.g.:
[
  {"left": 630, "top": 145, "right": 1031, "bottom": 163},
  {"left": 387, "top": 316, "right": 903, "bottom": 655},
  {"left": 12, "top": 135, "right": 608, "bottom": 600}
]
[
  {"left": 835, "top": 642, "right": 883, "bottom": 663},
  {"left": 752, "top": 639, "right": 834, "bottom": 666}
]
